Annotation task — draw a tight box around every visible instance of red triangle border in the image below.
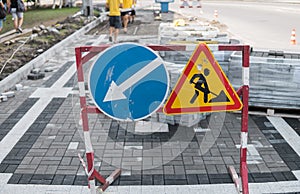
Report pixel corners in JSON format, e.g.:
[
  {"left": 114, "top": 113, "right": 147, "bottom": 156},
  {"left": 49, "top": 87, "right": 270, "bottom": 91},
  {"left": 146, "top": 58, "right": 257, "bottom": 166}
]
[{"left": 164, "top": 43, "right": 243, "bottom": 114}]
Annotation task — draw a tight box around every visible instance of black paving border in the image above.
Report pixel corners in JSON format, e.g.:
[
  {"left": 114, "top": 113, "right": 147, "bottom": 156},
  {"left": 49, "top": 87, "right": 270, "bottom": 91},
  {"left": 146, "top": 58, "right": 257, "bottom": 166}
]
[
  {"left": 0, "top": 98, "right": 39, "bottom": 141},
  {"left": 0, "top": 98, "right": 65, "bottom": 174},
  {"left": 252, "top": 115, "right": 300, "bottom": 171}
]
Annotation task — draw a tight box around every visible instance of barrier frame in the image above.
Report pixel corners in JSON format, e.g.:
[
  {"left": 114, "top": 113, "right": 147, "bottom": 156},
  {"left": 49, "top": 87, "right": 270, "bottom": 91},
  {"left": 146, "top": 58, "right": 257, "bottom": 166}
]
[
  {"left": 75, "top": 45, "right": 121, "bottom": 194},
  {"left": 75, "top": 44, "right": 249, "bottom": 194},
  {"left": 218, "top": 45, "right": 250, "bottom": 194}
]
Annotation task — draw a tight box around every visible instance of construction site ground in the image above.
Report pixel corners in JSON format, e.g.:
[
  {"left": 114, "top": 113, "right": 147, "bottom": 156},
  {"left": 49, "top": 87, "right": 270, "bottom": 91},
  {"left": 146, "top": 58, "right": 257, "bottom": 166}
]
[{"left": 0, "top": 7, "right": 300, "bottom": 194}]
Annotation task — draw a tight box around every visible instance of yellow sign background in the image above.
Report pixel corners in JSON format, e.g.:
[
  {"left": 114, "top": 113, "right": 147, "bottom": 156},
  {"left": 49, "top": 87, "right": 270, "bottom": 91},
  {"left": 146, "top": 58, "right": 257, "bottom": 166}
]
[{"left": 164, "top": 43, "right": 243, "bottom": 114}]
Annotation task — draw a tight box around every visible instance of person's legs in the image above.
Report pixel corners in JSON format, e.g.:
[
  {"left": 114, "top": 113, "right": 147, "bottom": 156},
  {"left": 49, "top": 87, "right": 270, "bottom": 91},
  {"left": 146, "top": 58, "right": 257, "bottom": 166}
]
[
  {"left": 13, "top": 18, "right": 18, "bottom": 29},
  {"left": 130, "top": 9, "right": 135, "bottom": 23},
  {"left": 0, "top": 19, "right": 3, "bottom": 32},
  {"left": 17, "top": 12, "right": 24, "bottom": 32},
  {"left": 122, "top": 14, "right": 129, "bottom": 33},
  {"left": 108, "top": 17, "right": 115, "bottom": 42},
  {"left": 11, "top": 8, "right": 19, "bottom": 33},
  {"left": 13, "top": 14, "right": 18, "bottom": 29},
  {"left": 109, "top": 26, "right": 114, "bottom": 42},
  {"left": 120, "top": 11, "right": 125, "bottom": 27},
  {"left": 114, "top": 28, "right": 119, "bottom": 43},
  {"left": 109, "top": 27, "right": 114, "bottom": 36},
  {"left": 113, "top": 16, "right": 122, "bottom": 43}
]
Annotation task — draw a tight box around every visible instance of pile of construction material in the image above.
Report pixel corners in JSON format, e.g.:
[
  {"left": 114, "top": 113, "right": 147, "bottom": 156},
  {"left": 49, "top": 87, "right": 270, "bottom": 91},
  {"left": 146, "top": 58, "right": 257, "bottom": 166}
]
[
  {"left": 229, "top": 50, "right": 300, "bottom": 110},
  {"left": 158, "top": 22, "right": 230, "bottom": 45},
  {"left": 0, "top": 84, "right": 23, "bottom": 102}
]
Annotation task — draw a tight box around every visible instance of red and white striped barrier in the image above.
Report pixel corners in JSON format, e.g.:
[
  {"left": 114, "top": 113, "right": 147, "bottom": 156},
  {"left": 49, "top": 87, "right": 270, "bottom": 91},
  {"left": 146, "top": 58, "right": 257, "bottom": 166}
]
[
  {"left": 180, "top": 0, "right": 192, "bottom": 8},
  {"left": 220, "top": 44, "right": 250, "bottom": 194},
  {"left": 75, "top": 44, "right": 250, "bottom": 194},
  {"left": 240, "top": 45, "right": 250, "bottom": 194},
  {"left": 180, "top": 0, "right": 201, "bottom": 8},
  {"left": 192, "top": 0, "right": 202, "bottom": 8},
  {"left": 75, "top": 46, "right": 121, "bottom": 193},
  {"left": 228, "top": 166, "right": 241, "bottom": 193}
]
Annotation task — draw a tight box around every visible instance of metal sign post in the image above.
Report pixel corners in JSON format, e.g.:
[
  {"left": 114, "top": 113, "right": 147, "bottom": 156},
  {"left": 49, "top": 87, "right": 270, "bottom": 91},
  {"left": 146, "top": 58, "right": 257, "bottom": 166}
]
[{"left": 155, "top": 0, "right": 175, "bottom": 12}]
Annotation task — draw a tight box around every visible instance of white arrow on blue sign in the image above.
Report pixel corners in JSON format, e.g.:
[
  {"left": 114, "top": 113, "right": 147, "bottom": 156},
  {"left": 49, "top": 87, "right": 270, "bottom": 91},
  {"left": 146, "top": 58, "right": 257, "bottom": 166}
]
[{"left": 88, "top": 43, "right": 169, "bottom": 121}]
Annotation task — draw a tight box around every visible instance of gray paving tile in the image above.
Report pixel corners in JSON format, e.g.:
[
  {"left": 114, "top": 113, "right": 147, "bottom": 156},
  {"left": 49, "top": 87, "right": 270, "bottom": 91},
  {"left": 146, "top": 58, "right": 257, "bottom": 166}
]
[
  {"left": 215, "top": 164, "right": 228, "bottom": 173},
  {"left": 174, "top": 165, "right": 185, "bottom": 175},
  {"left": 7, "top": 174, "right": 22, "bottom": 184},
  {"left": 248, "top": 164, "right": 260, "bottom": 173},
  {"left": 208, "top": 173, "right": 232, "bottom": 184},
  {"left": 74, "top": 175, "right": 88, "bottom": 186},
  {"left": 192, "top": 156, "right": 204, "bottom": 165},
  {"left": 51, "top": 174, "right": 65, "bottom": 185},
  {"left": 142, "top": 175, "right": 153, "bottom": 185},
  {"left": 15, "top": 167, "right": 36, "bottom": 174},
  {"left": 183, "top": 156, "right": 194, "bottom": 165},
  {"left": 45, "top": 165, "right": 58, "bottom": 174},
  {"left": 163, "top": 165, "right": 175, "bottom": 174},
  {"left": 20, "top": 156, "right": 33, "bottom": 165},
  {"left": 205, "top": 164, "right": 218, "bottom": 174},
  {"left": 35, "top": 165, "right": 51, "bottom": 174}
]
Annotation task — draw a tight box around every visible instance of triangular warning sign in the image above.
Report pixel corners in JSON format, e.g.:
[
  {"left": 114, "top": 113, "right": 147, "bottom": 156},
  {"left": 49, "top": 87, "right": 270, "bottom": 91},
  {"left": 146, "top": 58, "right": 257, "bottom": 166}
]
[{"left": 164, "top": 43, "right": 243, "bottom": 115}]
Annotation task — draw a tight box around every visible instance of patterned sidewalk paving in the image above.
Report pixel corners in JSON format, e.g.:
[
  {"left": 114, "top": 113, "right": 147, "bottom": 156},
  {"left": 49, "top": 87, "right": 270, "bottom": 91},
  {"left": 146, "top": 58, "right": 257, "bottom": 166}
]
[{"left": 0, "top": 9, "right": 300, "bottom": 194}]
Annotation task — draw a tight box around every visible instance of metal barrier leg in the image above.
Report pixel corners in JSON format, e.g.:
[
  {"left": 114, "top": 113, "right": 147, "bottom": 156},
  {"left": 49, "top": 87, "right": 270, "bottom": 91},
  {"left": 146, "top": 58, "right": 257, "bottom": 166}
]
[{"left": 76, "top": 47, "right": 121, "bottom": 194}]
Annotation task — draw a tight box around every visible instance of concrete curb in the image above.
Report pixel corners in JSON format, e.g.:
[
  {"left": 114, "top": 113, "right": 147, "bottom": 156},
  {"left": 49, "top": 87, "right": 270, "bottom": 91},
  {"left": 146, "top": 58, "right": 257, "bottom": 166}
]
[{"left": 0, "top": 15, "right": 107, "bottom": 93}]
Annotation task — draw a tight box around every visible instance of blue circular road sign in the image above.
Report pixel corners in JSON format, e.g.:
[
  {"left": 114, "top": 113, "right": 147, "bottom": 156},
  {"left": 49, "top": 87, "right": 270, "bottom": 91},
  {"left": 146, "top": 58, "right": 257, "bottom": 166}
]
[{"left": 88, "top": 43, "right": 169, "bottom": 121}]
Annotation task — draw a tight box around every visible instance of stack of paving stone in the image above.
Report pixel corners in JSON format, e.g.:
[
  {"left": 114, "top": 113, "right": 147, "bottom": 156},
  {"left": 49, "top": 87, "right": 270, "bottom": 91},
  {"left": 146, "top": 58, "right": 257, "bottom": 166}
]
[
  {"left": 228, "top": 50, "right": 300, "bottom": 109},
  {"left": 158, "top": 23, "right": 230, "bottom": 45},
  {"left": 154, "top": 111, "right": 206, "bottom": 127},
  {"left": 159, "top": 46, "right": 233, "bottom": 91},
  {"left": 27, "top": 68, "right": 45, "bottom": 80},
  {"left": 0, "top": 91, "right": 15, "bottom": 102}
]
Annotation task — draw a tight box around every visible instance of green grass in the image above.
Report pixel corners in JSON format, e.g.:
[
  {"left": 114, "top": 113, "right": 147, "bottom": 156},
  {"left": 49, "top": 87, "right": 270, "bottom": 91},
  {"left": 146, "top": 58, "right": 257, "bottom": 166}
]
[{"left": 1, "top": 7, "right": 80, "bottom": 34}]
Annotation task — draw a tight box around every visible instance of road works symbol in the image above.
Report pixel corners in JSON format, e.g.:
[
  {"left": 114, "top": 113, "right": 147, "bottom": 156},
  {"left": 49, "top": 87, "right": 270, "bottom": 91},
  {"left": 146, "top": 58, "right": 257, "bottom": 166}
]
[
  {"left": 164, "top": 43, "right": 242, "bottom": 114},
  {"left": 89, "top": 43, "right": 169, "bottom": 121}
]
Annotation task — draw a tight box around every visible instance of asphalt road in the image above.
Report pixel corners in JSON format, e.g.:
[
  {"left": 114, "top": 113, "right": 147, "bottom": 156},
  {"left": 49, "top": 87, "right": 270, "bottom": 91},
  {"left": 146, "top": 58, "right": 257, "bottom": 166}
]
[
  {"left": 170, "top": 0, "right": 300, "bottom": 52},
  {"left": 41, "top": 0, "right": 300, "bottom": 51}
]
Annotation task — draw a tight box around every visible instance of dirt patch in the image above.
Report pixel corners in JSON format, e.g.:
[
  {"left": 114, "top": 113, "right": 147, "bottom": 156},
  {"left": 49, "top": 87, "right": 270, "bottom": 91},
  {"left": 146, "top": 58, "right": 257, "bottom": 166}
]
[{"left": 0, "top": 16, "right": 91, "bottom": 81}]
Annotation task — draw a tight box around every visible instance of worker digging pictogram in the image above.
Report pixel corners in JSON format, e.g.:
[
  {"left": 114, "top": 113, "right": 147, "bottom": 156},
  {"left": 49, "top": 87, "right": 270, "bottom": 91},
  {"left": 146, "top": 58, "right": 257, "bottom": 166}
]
[{"left": 164, "top": 43, "right": 242, "bottom": 114}]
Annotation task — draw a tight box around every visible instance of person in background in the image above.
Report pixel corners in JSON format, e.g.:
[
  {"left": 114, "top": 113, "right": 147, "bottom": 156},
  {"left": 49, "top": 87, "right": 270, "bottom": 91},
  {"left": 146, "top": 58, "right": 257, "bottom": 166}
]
[
  {"left": 7, "top": 0, "right": 26, "bottom": 33},
  {"left": 0, "top": 0, "right": 6, "bottom": 32},
  {"left": 129, "top": 0, "right": 136, "bottom": 23},
  {"left": 120, "top": 0, "right": 132, "bottom": 33},
  {"left": 106, "top": 0, "right": 123, "bottom": 43}
]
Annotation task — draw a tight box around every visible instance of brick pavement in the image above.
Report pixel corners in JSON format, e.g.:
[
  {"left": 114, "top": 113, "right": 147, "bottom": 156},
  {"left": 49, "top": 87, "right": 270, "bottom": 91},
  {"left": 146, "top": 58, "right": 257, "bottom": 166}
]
[{"left": 0, "top": 8, "right": 300, "bottom": 194}]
